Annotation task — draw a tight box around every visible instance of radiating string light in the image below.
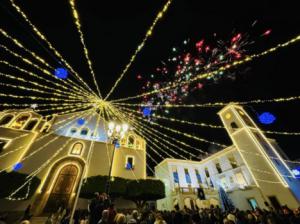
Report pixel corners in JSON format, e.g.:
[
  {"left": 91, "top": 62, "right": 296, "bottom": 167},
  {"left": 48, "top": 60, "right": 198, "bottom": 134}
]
[
  {"left": 104, "top": 0, "right": 173, "bottom": 100},
  {"left": 9, "top": 0, "right": 98, "bottom": 97},
  {"left": 110, "top": 105, "right": 205, "bottom": 157},
  {"left": 68, "top": 0, "right": 102, "bottom": 98},
  {"left": 0, "top": 60, "right": 92, "bottom": 100},
  {"left": 0, "top": 45, "right": 93, "bottom": 98},
  {"left": 118, "top": 105, "right": 227, "bottom": 147},
  {"left": 0, "top": 28, "right": 93, "bottom": 97},
  {"left": 111, "top": 34, "right": 300, "bottom": 103}
]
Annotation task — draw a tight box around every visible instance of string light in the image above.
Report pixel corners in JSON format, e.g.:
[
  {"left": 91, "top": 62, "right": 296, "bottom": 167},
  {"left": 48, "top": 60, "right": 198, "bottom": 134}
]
[
  {"left": 6, "top": 180, "right": 32, "bottom": 201},
  {"left": 0, "top": 45, "right": 93, "bottom": 98},
  {"left": 0, "top": 60, "right": 92, "bottom": 100},
  {"left": 104, "top": 0, "right": 173, "bottom": 100},
  {"left": 110, "top": 105, "right": 205, "bottom": 157},
  {"left": 68, "top": 0, "right": 102, "bottom": 98},
  {"left": 111, "top": 34, "right": 300, "bottom": 103},
  {"left": 0, "top": 72, "right": 87, "bottom": 101},
  {"left": 0, "top": 28, "right": 92, "bottom": 97},
  {"left": 117, "top": 105, "right": 227, "bottom": 147},
  {"left": 9, "top": 0, "right": 99, "bottom": 97},
  {"left": 108, "top": 105, "right": 190, "bottom": 159}
]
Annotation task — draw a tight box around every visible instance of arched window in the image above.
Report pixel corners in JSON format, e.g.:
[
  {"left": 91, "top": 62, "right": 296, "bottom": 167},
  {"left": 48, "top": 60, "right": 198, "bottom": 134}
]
[
  {"left": 10, "top": 114, "right": 30, "bottom": 129},
  {"left": 70, "top": 128, "right": 77, "bottom": 135},
  {"left": 24, "top": 119, "right": 39, "bottom": 131},
  {"left": 204, "top": 167, "right": 210, "bottom": 178},
  {"left": 80, "top": 128, "right": 89, "bottom": 136},
  {"left": 128, "top": 135, "right": 135, "bottom": 148},
  {"left": 71, "top": 142, "right": 83, "bottom": 155},
  {"left": 230, "top": 122, "right": 239, "bottom": 130},
  {"left": 0, "top": 114, "right": 14, "bottom": 126}
]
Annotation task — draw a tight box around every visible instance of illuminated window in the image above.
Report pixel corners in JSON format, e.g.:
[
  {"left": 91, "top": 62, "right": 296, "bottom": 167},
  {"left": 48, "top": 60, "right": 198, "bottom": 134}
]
[
  {"left": 184, "top": 168, "right": 191, "bottom": 184},
  {"left": 10, "top": 114, "right": 30, "bottom": 129},
  {"left": 0, "top": 114, "right": 14, "bottom": 126},
  {"left": 120, "top": 137, "right": 126, "bottom": 146},
  {"left": 215, "top": 162, "right": 222, "bottom": 173},
  {"left": 205, "top": 167, "right": 210, "bottom": 177},
  {"left": 228, "top": 155, "right": 238, "bottom": 168},
  {"left": 128, "top": 135, "right": 135, "bottom": 148},
  {"left": 235, "top": 172, "right": 247, "bottom": 186},
  {"left": 195, "top": 169, "right": 202, "bottom": 184},
  {"left": 80, "top": 128, "right": 89, "bottom": 136},
  {"left": 172, "top": 166, "right": 179, "bottom": 185},
  {"left": 71, "top": 142, "right": 83, "bottom": 155},
  {"left": 0, "top": 139, "right": 8, "bottom": 153},
  {"left": 70, "top": 128, "right": 77, "bottom": 135},
  {"left": 125, "top": 156, "right": 134, "bottom": 169},
  {"left": 24, "top": 119, "right": 39, "bottom": 131}
]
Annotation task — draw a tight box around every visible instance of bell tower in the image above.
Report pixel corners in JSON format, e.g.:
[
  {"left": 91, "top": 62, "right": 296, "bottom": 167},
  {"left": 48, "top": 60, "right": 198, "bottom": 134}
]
[{"left": 218, "top": 104, "right": 300, "bottom": 208}]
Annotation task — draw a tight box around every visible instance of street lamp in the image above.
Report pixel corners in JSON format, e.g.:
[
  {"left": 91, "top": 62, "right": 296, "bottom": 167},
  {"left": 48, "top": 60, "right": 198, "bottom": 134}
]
[{"left": 105, "top": 121, "right": 129, "bottom": 195}]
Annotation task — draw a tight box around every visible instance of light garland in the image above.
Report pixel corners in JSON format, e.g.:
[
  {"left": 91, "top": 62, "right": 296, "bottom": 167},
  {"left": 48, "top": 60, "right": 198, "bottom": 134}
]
[
  {"left": 0, "top": 60, "right": 92, "bottom": 100},
  {"left": 110, "top": 105, "right": 203, "bottom": 158},
  {"left": 111, "top": 34, "right": 300, "bottom": 103},
  {"left": 0, "top": 45, "right": 93, "bottom": 99},
  {"left": 108, "top": 105, "right": 189, "bottom": 159},
  {"left": 104, "top": 0, "right": 173, "bottom": 100},
  {"left": 68, "top": 0, "right": 102, "bottom": 98},
  {"left": 9, "top": 0, "right": 99, "bottom": 98},
  {"left": 118, "top": 105, "right": 227, "bottom": 147}
]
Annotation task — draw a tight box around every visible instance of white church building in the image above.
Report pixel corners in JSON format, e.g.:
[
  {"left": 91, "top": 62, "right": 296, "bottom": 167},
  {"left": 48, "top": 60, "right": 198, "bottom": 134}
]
[{"left": 156, "top": 104, "right": 300, "bottom": 211}]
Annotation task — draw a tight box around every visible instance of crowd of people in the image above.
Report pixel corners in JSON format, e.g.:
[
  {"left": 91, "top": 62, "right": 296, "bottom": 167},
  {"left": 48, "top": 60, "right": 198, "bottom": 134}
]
[{"left": 1, "top": 191, "right": 300, "bottom": 224}]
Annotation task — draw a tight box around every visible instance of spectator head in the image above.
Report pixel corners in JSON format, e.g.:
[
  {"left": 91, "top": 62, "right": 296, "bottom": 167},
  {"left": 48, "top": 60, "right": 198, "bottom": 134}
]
[
  {"left": 20, "top": 221, "right": 30, "bottom": 224},
  {"left": 227, "top": 213, "right": 236, "bottom": 223},
  {"left": 102, "top": 210, "right": 109, "bottom": 221},
  {"left": 109, "top": 203, "right": 115, "bottom": 209},
  {"left": 114, "top": 213, "right": 126, "bottom": 224},
  {"left": 132, "top": 210, "right": 138, "bottom": 219},
  {"left": 94, "top": 192, "right": 99, "bottom": 198},
  {"left": 174, "top": 204, "right": 180, "bottom": 211}
]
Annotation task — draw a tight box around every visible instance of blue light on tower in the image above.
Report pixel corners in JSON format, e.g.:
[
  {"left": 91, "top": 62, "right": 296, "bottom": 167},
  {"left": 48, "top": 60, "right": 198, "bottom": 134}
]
[
  {"left": 13, "top": 162, "right": 23, "bottom": 171},
  {"left": 258, "top": 112, "right": 276, "bottom": 125},
  {"left": 54, "top": 68, "right": 68, "bottom": 79},
  {"left": 77, "top": 118, "right": 85, "bottom": 126}
]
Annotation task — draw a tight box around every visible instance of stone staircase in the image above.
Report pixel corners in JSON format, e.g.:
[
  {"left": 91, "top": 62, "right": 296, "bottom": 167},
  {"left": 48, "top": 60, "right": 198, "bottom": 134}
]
[{"left": 30, "top": 217, "right": 48, "bottom": 224}]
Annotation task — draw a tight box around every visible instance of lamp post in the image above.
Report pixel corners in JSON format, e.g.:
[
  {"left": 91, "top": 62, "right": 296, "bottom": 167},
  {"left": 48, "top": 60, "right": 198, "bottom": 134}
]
[{"left": 105, "top": 121, "right": 129, "bottom": 195}]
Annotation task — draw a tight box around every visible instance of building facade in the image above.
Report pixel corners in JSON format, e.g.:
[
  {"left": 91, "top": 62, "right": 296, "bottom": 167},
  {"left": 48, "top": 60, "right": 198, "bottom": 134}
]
[
  {"left": 0, "top": 109, "right": 146, "bottom": 215},
  {"left": 156, "top": 104, "right": 300, "bottom": 211}
]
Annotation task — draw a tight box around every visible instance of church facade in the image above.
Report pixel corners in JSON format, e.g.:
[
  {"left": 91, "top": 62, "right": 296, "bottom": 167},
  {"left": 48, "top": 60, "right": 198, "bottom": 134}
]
[
  {"left": 156, "top": 104, "right": 300, "bottom": 211},
  {"left": 0, "top": 109, "right": 146, "bottom": 216}
]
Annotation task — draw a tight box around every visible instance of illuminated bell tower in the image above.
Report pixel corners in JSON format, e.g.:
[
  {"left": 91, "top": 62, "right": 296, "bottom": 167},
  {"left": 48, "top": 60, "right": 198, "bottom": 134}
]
[{"left": 218, "top": 104, "right": 300, "bottom": 209}]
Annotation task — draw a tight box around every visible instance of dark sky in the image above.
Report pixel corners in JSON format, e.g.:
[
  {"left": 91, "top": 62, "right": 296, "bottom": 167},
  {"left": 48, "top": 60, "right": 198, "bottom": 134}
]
[{"left": 0, "top": 0, "right": 300, "bottom": 165}]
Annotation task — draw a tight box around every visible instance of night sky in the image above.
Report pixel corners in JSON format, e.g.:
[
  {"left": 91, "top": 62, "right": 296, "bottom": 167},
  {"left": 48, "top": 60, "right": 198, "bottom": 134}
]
[{"left": 0, "top": 0, "right": 300, "bottom": 165}]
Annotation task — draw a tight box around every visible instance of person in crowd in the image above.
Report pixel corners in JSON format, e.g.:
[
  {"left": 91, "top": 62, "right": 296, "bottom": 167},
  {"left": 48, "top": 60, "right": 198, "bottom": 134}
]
[
  {"left": 89, "top": 192, "right": 101, "bottom": 224},
  {"left": 114, "top": 213, "right": 126, "bottom": 224},
  {"left": 98, "top": 210, "right": 109, "bottom": 224},
  {"left": 107, "top": 204, "right": 116, "bottom": 224},
  {"left": 173, "top": 204, "right": 183, "bottom": 224},
  {"left": 154, "top": 213, "right": 167, "bottom": 224}
]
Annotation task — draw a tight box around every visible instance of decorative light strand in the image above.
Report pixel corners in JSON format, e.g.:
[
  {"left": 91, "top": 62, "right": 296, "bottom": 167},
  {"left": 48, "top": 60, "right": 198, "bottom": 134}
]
[
  {"left": 9, "top": 0, "right": 99, "bottom": 97},
  {"left": 0, "top": 72, "right": 87, "bottom": 101},
  {"left": 68, "top": 0, "right": 102, "bottom": 98},
  {"left": 110, "top": 105, "right": 203, "bottom": 158},
  {"left": 107, "top": 105, "right": 188, "bottom": 160},
  {"left": 0, "top": 28, "right": 92, "bottom": 98},
  {"left": 0, "top": 60, "right": 92, "bottom": 100},
  {"left": 0, "top": 45, "right": 93, "bottom": 98},
  {"left": 111, "top": 34, "right": 300, "bottom": 103},
  {"left": 118, "top": 105, "right": 227, "bottom": 147},
  {"left": 104, "top": 0, "right": 173, "bottom": 100}
]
